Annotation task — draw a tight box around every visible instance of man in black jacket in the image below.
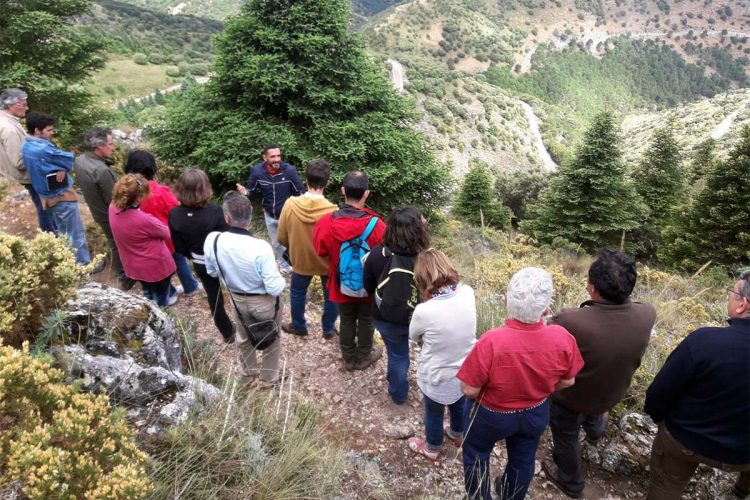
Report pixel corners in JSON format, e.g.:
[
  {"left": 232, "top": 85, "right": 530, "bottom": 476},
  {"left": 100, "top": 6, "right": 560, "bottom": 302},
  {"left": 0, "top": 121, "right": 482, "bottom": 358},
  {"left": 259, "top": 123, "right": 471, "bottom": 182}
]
[
  {"left": 236, "top": 144, "right": 304, "bottom": 274},
  {"left": 644, "top": 270, "right": 750, "bottom": 499}
]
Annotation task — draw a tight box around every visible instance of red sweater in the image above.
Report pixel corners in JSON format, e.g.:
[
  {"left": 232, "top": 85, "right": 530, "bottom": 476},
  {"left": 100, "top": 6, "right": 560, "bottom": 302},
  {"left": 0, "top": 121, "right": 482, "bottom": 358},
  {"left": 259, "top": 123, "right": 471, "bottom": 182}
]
[
  {"left": 139, "top": 180, "right": 179, "bottom": 253},
  {"left": 109, "top": 204, "right": 176, "bottom": 282}
]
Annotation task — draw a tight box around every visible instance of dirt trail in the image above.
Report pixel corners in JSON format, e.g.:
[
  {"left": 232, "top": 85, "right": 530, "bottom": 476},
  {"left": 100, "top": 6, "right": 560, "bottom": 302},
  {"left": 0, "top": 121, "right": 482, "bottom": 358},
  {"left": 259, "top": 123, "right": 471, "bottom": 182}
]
[{"left": 0, "top": 184, "right": 647, "bottom": 498}]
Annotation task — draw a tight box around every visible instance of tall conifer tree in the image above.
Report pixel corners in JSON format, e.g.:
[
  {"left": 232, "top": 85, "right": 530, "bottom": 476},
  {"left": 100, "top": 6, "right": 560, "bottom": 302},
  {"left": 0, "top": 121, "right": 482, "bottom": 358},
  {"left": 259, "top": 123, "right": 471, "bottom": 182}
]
[
  {"left": 521, "top": 111, "right": 645, "bottom": 252},
  {"left": 152, "top": 0, "right": 447, "bottom": 212},
  {"left": 454, "top": 161, "right": 511, "bottom": 228},
  {"left": 659, "top": 126, "right": 750, "bottom": 269}
]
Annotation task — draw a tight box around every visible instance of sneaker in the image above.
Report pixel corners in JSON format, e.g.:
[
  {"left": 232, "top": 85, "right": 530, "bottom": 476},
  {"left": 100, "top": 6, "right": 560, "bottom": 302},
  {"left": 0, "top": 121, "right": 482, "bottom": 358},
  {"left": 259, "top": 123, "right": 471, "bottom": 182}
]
[
  {"left": 541, "top": 459, "right": 583, "bottom": 498},
  {"left": 354, "top": 345, "right": 384, "bottom": 370},
  {"left": 282, "top": 322, "right": 308, "bottom": 336},
  {"left": 322, "top": 329, "right": 338, "bottom": 340},
  {"left": 89, "top": 259, "right": 107, "bottom": 275},
  {"left": 167, "top": 293, "right": 178, "bottom": 307},
  {"left": 174, "top": 285, "right": 184, "bottom": 295},
  {"left": 184, "top": 282, "right": 204, "bottom": 296}
]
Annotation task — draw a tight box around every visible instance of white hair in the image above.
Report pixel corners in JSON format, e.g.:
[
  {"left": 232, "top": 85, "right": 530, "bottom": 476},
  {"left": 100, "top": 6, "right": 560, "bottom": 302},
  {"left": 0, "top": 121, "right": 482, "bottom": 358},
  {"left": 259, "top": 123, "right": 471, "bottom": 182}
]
[
  {"left": 0, "top": 88, "right": 27, "bottom": 109},
  {"left": 506, "top": 267, "right": 554, "bottom": 324}
]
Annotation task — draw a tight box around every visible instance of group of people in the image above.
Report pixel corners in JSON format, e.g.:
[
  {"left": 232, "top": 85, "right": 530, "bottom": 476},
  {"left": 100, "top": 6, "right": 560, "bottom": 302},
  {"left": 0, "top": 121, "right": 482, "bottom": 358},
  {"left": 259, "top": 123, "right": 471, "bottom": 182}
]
[{"left": 1, "top": 86, "right": 748, "bottom": 500}]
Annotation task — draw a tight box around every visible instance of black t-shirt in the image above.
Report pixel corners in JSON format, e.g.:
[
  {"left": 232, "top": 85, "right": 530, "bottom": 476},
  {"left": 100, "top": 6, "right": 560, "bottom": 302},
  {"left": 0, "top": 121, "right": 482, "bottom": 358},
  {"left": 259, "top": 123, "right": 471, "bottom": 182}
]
[{"left": 168, "top": 203, "right": 229, "bottom": 259}]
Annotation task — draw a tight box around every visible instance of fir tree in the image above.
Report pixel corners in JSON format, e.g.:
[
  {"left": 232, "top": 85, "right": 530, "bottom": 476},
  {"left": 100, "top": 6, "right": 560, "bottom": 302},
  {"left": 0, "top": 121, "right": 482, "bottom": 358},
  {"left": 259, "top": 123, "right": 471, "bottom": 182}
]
[
  {"left": 659, "top": 126, "right": 750, "bottom": 269},
  {"left": 631, "top": 121, "right": 684, "bottom": 257},
  {"left": 687, "top": 138, "right": 716, "bottom": 185},
  {"left": 152, "top": 0, "right": 447, "bottom": 212},
  {"left": 521, "top": 111, "right": 645, "bottom": 252},
  {"left": 0, "top": 0, "right": 106, "bottom": 145},
  {"left": 454, "top": 161, "right": 511, "bottom": 229}
]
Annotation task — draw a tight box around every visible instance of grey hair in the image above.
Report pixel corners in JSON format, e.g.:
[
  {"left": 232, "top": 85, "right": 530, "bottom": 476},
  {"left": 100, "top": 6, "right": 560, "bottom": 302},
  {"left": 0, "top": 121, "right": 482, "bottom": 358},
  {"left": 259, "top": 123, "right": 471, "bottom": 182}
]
[
  {"left": 739, "top": 270, "right": 750, "bottom": 301},
  {"left": 84, "top": 127, "right": 112, "bottom": 150},
  {"left": 506, "top": 267, "right": 554, "bottom": 324},
  {"left": 0, "top": 88, "right": 27, "bottom": 109},
  {"left": 221, "top": 191, "right": 252, "bottom": 228}
]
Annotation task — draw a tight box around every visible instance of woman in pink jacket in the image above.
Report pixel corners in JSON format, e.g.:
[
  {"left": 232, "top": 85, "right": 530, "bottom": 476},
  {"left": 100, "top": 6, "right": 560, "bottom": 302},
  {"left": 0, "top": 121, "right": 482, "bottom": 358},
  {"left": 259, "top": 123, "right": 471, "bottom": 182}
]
[{"left": 109, "top": 174, "right": 177, "bottom": 307}]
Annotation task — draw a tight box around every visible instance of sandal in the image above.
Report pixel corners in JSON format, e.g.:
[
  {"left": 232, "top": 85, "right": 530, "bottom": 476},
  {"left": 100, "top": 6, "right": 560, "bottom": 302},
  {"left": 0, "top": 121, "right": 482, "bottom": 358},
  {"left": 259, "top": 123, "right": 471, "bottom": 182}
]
[
  {"left": 407, "top": 437, "right": 440, "bottom": 462},
  {"left": 443, "top": 424, "right": 463, "bottom": 447}
]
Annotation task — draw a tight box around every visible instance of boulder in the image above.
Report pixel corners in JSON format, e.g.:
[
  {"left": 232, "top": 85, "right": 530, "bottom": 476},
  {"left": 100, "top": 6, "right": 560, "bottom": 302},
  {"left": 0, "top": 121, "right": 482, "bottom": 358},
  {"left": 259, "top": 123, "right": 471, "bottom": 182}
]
[{"left": 65, "top": 282, "right": 181, "bottom": 371}]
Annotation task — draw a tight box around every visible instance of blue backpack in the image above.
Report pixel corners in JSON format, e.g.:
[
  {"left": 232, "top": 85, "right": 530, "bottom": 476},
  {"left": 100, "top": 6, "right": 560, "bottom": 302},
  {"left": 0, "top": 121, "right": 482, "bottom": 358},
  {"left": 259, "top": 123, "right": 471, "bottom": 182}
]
[{"left": 338, "top": 217, "right": 379, "bottom": 297}]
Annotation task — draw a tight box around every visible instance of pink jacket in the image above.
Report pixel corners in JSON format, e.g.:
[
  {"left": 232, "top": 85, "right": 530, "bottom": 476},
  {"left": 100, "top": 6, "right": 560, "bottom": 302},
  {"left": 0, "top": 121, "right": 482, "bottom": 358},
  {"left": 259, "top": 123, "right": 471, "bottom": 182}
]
[{"left": 109, "top": 203, "right": 176, "bottom": 282}]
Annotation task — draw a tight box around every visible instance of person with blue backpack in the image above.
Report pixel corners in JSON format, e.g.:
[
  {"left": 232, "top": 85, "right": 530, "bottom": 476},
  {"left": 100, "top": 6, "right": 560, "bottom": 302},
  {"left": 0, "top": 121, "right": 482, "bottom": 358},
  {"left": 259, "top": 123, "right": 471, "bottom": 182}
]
[{"left": 313, "top": 171, "right": 386, "bottom": 371}]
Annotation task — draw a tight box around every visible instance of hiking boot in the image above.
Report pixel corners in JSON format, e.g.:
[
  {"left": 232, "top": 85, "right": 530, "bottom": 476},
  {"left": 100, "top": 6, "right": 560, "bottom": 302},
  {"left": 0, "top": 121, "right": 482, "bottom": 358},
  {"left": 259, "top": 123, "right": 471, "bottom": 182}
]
[
  {"left": 282, "top": 322, "right": 308, "bottom": 337},
  {"left": 89, "top": 259, "right": 106, "bottom": 275},
  {"left": 344, "top": 359, "right": 356, "bottom": 371},
  {"left": 354, "top": 345, "right": 384, "bottom": 370},
  {"left": 119, "top": 277, "right": 136, "bottom": 291},
  {"left": 322, "top": 329, "right": 338, "bottom": 340},
  {"left": 541, "top": 459, "right": 583, "bottom": 498}
]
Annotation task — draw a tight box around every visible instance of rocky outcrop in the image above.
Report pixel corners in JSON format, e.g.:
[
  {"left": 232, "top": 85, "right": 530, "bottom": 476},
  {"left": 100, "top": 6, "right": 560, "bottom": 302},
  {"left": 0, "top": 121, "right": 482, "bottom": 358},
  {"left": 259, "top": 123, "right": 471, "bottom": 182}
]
[
  {"left": 584, "top": 412, "right": 737, "bottom": 498},
  {"left": 52, "top": 283, "right": 223, "bottom": 435}
]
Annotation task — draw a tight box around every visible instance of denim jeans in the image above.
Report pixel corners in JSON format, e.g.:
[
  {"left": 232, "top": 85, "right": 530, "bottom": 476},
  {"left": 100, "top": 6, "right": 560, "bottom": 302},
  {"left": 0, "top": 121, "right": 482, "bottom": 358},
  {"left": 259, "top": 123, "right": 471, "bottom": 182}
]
[
  {"left": 373, "top": 319, "right": 410, "bottom": 404},
  {"left": 24, "top": 184, "right": 56, "bottom": 233},
  {"left": 290, "top": 272, "right": 338, "bottom": 334},
  {"left": 424, "top": 393, "right": 466, "bottom": 450},
  {"left": 264, "top": 212, "right": 290, "bottom": 271},
  {"left": 463, "top": 399, "right": 550, "bottom": 500},
  {"left": 141, "top": 274, "right": 175, "bottom": 307},
  {"left": 549, "top": 400, "right": 609, "bottom": 495},
  {"left": 172, "top": 252, "right": 199, "bottom": 294},
  {"left": 46, "top": 201, "right": 90, "bottom": 264}
]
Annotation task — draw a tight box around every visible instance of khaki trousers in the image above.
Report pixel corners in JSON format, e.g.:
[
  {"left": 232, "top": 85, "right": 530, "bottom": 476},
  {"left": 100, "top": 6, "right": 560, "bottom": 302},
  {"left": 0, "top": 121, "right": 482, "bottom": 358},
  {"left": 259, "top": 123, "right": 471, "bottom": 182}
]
[
  {"left": 648, "top": 424, "right": 750, "bottom": 499},
  {"left": 231, "top": 294, "right": 283, "bottom": 383}
]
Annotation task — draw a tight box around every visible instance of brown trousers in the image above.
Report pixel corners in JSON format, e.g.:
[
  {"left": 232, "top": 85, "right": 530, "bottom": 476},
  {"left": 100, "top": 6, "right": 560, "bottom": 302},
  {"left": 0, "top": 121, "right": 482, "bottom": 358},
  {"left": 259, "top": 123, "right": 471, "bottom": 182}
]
[
  {"left": 231, "top": 294, "right": 283, "bottom": 383},
  {"left": 648, "top": 424, "right": 750, "bottom": 499}
]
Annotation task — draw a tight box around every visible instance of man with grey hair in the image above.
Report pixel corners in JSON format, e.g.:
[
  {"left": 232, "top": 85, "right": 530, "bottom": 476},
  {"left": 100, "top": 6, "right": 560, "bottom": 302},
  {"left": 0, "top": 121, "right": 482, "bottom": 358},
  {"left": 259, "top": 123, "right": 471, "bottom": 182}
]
[
  {"left": 74, "top": 127, "right": 133, "bottom": 288},
  {"left": 204, "top": 192, "right": 285, "bottom": 389},
  {"left": 457, "top": 267, "right": 584, "bottom": 500},
  {"left": 644, "top": 270, "right": 750, "bottom": 499},
  {"left": 0, "top": 88, "right": 55, "bottom": 233}
]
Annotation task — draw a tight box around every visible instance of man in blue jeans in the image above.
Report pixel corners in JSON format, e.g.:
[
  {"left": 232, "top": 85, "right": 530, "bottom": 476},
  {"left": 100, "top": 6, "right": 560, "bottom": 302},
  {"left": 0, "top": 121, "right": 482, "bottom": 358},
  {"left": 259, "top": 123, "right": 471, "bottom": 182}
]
[
  {"left": 236, "top": 144, "right": 305, "bottom": 274},
  {"left": 21, "top": 112, "right": 92, "bottom": 265},
  {"left": 277, "top": 160, "right": 338, "bottom": 338}
]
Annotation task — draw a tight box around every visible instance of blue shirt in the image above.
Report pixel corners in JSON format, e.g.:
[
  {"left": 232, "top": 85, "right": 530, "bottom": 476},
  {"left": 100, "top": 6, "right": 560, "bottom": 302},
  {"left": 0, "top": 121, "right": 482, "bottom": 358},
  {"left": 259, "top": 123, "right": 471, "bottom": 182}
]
[
  {"left": 21, "top": 136, "right": 74, "bottom": 199},
  {"left": 204, "top": 227, "right": 285, "bottom": 296}
]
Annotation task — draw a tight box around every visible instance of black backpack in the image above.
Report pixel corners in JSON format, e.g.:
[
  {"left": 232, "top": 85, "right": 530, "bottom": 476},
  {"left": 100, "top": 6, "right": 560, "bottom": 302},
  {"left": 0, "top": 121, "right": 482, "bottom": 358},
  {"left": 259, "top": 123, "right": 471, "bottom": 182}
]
[{"left": 374, "top": 247, "right": 419, "bottom": 325}]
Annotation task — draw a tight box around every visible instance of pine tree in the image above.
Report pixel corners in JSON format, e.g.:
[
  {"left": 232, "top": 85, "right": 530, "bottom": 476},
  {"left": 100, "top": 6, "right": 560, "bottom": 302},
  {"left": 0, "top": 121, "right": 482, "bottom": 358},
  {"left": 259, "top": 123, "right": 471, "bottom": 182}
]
[
  {"left": 0, "top": 0, "right": 106, "bottom": 145},
  {"left": 454, "top": 161, "right": 512, "bottom": 229},
  {"left": 659, "top": 126, "right": 750, "bottom": 269},
  {"left": 521, "top": 111, "right": 645, "bottom": 252},
  {"left": 687, "top": 138, "right": 716, "bottom": 185},
  {"left": 152, "top": 0, "right": 447, "bottom": 212}
]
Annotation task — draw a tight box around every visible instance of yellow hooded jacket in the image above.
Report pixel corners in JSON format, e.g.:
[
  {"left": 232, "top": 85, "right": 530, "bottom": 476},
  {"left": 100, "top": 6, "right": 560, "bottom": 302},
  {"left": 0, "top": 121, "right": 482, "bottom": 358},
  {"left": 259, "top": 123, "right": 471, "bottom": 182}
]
[{"left": 277, "top": 192, "right": 336, "bottom": 276}]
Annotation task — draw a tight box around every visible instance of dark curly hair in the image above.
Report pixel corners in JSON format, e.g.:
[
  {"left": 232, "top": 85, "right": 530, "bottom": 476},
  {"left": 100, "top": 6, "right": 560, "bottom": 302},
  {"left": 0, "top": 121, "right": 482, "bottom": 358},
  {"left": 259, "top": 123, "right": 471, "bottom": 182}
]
[
  {"left": 588, "top": 249, "right": 637, "bottom": 304},
  {"left": 384, "top": 205, "right": 430, "bottom": 255}
]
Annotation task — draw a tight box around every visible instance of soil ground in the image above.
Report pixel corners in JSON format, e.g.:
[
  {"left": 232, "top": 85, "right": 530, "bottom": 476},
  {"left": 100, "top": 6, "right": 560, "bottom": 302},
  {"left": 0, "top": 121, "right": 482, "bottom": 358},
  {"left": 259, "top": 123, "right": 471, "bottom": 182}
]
[{"left": 0, "top": 183, "right": 649, "bottom": 499}]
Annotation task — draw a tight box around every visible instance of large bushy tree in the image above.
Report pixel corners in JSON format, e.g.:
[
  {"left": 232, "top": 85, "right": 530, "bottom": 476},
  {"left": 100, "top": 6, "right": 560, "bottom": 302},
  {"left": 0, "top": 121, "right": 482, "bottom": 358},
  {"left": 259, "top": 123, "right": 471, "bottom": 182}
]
[
  {"left": 151, "top": 0, "right": 447, "bottom": 212},
  {"left": 659, "top": 126, "right": 750, "bottom": 270},
  {"left": 687, "top": 138, "right": 716, "bottom": 185},
  {"left": 0, "top": 0, "right": 106, "bottom": 145},
  {"left": 521, "top": 111, "right": 645, "bottom": 252}
]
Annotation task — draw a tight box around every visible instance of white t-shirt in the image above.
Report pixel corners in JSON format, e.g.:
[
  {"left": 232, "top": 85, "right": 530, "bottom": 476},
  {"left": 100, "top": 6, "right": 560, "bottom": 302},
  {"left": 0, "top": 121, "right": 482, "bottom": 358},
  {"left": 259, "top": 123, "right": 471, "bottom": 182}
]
[{"left": 409, "top": 284, "right": 477, "bottom": 398}]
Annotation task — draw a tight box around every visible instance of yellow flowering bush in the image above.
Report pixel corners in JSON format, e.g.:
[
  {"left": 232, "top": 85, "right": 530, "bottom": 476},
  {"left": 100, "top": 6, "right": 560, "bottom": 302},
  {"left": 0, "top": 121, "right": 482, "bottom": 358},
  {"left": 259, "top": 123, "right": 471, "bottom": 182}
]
[
  {"left": 0, "top": 233, "right": 87, "bottom": 346},
  {"left": 0, "top": 343, "right": 152, "bottom": 499}
]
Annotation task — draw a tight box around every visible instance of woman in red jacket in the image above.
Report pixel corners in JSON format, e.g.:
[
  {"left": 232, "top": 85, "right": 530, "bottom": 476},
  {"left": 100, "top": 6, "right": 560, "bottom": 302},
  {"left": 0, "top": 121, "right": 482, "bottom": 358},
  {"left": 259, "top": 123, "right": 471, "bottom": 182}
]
[{"left": 109, "top": 174, "right": 177, "bottom": 306}]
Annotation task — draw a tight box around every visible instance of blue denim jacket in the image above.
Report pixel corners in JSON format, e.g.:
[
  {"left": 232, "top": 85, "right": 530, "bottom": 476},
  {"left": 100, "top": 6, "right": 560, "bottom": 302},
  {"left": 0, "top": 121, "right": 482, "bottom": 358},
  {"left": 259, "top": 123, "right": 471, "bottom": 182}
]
[{"left": 21, "top": 136, "right": 74, "bottom": 199}]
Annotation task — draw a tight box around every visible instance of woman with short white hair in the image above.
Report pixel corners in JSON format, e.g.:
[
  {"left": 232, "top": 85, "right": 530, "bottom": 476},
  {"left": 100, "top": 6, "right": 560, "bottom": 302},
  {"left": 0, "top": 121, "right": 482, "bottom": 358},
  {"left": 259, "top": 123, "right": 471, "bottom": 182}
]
[{"left": 457, "top": 267, "right": 584, "bottom": 500}]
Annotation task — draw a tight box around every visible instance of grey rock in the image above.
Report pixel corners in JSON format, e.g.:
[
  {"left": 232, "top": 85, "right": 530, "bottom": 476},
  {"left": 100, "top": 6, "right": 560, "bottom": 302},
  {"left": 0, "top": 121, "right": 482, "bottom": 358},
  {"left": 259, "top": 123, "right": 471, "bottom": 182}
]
[
  {"left": 385, "top": 424, "right": 414, "bottom": 440},
  {"left": 65, "top": 282, "right": 181, "bottom": 371}
]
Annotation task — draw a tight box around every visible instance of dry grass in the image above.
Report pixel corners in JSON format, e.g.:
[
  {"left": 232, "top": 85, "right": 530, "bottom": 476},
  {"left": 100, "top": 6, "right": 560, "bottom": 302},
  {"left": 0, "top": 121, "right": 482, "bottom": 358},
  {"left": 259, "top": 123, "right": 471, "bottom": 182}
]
[{"left": 87, "top": 56, "right": 178, "bottom": 105}]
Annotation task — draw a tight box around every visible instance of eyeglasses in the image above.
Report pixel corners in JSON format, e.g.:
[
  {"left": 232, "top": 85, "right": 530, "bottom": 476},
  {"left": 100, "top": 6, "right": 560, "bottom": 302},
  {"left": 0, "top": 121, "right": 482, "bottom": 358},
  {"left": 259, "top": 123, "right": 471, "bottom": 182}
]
[{"left": 727, "top": 288, "right": 748, "bottom": 300}]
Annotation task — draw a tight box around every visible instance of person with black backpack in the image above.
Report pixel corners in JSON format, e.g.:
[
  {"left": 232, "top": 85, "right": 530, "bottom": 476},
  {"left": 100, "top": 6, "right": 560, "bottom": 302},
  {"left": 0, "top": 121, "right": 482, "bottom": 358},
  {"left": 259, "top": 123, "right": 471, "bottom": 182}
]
[{"left": 363, "top": 205, "right": 430, "bottom": 405}]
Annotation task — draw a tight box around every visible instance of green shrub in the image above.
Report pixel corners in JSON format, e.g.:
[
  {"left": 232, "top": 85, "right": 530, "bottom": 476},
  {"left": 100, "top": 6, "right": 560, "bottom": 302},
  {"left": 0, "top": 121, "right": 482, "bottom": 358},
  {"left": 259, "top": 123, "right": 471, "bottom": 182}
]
[
  {"left": 0, "top": 343, "right": 153, "bottom": 498},
  {"left": 133, "top": 53, "right": 148, "bottom": 65},
  {"left": 165, "top": 65, "right": 181, "bottom": 77},
  {"left": 0, "top": 233, "right": 87, "bottom": 346}
]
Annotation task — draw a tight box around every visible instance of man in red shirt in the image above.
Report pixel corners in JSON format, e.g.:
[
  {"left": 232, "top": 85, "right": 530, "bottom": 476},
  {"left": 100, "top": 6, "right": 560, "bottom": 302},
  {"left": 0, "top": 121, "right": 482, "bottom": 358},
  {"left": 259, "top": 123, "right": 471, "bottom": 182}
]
[
  {"left": 458, "top": 267, "right": 584, "bottom": 500},
  {"left": 313, "top": 171, "right": 386, "bottom": 371}
]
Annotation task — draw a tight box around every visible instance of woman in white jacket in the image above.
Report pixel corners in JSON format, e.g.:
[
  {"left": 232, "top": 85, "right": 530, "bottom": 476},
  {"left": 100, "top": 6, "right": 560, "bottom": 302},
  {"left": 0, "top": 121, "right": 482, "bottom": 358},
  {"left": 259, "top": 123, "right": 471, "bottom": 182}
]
[{"left": 407, "top": 249, "right": 477, "bottom": 461}]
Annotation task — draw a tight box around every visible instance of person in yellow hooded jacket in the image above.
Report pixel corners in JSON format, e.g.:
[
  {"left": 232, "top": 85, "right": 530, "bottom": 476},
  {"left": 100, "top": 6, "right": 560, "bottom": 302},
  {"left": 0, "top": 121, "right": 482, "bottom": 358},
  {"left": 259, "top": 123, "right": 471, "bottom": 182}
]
[{"left": 278, "top": 159, "right": 339, "bottom": 339}]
